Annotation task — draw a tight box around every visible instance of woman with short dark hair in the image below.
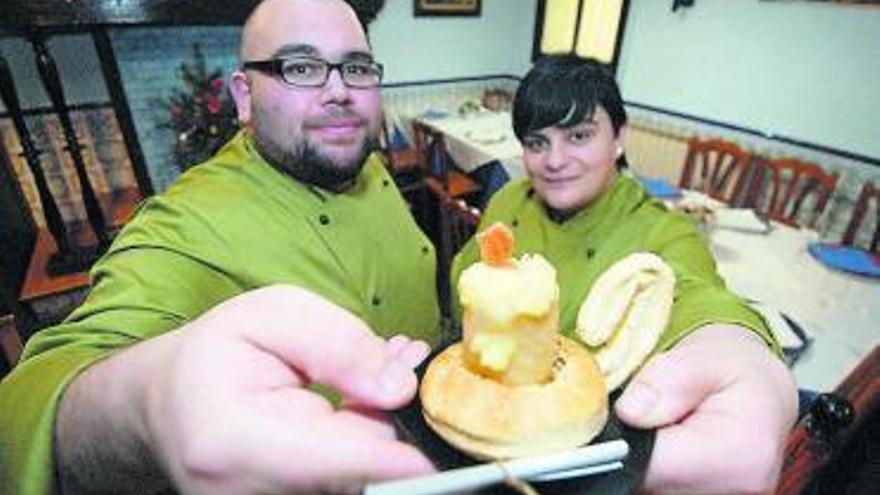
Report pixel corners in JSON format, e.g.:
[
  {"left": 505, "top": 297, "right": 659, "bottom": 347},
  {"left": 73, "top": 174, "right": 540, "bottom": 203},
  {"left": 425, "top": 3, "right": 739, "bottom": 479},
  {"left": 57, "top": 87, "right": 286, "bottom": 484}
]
[{"left": 452, "top": 54, "right": 798, "bottom": 494}]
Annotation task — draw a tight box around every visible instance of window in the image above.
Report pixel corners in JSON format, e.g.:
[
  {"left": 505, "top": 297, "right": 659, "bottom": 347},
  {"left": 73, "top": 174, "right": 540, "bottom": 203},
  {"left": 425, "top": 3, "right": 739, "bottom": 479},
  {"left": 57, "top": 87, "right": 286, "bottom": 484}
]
[{"left": 535, "top": 0, "right": 630, "bottom": 68}]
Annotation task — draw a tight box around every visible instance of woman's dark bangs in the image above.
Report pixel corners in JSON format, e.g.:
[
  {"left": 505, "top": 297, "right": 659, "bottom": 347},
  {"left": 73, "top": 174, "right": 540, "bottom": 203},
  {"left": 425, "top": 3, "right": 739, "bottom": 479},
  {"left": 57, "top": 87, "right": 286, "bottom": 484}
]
[
  {"left": 516, "top": 77, "right": 594, "bottom": 138},
  {"left": 558, "top": 83, "right": 600, "bottom": 128}
]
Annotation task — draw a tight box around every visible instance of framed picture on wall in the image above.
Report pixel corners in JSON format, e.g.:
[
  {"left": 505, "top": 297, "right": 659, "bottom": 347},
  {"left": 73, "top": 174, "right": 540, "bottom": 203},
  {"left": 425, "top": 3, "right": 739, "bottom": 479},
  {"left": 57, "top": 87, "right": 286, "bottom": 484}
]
[{"left": 414, "top": 0, "right": 481, "bottom": 17}]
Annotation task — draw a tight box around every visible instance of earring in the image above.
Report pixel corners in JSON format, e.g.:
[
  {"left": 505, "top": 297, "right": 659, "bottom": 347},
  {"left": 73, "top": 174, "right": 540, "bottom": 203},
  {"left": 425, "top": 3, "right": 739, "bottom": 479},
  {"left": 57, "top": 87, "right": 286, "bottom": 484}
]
[{"left": 616, "top": 146, "right": 624, "bottom": 157}]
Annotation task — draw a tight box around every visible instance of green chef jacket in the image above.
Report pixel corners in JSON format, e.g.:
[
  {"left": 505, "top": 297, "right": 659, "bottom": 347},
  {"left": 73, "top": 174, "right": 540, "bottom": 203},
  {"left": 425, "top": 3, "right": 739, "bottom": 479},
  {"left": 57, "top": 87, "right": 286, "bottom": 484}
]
[
  {"left": 451, "top": 173, "right": 778, "bottom": 354},
  {"left": 0, "top": 131, "right": 440, "bottom": 495}
]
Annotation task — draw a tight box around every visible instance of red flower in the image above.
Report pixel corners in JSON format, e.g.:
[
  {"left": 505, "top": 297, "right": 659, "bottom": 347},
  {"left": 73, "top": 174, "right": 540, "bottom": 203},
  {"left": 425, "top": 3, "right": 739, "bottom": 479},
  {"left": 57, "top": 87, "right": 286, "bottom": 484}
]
[
  {"left": 211, "top": 78, "right": 225, "bottom": 92},
  {"left": 207, "top": 96, "right": 222, "bottom": 114}
]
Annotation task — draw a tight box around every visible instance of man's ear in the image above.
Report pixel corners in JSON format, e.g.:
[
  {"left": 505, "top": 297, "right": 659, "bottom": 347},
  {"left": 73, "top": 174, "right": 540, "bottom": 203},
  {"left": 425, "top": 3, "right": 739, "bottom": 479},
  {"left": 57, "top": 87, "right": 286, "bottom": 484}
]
[{"left": 229, "top": 70, "right": 252, "bottom": 125}]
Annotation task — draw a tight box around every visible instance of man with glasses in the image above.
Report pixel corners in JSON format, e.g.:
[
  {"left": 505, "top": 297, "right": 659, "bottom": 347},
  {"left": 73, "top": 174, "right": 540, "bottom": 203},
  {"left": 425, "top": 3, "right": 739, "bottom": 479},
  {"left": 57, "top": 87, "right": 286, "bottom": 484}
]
[
  {"left": 235, "top": 43, "right": 386, "bottom": 191},
  {"left": 0, "top": 1, "right": 438, "bottom": 494}
]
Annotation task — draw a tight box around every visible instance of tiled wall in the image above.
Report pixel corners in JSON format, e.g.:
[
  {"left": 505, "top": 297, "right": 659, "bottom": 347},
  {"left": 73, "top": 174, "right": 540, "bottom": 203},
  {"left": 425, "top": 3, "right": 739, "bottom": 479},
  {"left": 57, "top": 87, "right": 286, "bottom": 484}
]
[{"left": 110, "top": 26, "right": 241, "bottom": 192}]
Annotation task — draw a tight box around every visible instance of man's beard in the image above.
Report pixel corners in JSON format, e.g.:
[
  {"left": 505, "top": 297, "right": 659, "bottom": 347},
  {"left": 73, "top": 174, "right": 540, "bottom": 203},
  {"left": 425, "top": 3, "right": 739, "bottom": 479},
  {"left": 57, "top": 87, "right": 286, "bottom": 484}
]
[{"left": 252, "top": 128, "right": 379, "bottom": 192}]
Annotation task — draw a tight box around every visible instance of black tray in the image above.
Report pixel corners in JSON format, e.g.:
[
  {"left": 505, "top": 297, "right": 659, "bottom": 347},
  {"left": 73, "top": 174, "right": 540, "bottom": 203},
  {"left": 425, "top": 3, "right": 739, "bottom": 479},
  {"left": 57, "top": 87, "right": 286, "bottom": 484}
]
[{"left": 391, "top": 343, "right": 655, "bottom": 494}]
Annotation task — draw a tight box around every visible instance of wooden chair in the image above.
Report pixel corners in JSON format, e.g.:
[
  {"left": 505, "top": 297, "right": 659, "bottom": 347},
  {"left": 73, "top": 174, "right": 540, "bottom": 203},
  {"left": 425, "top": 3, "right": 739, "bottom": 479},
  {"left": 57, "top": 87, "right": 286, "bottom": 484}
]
[
  {"left": 775, "top": 346, "right": 877, "bottom": 495},
  {"left": 378, "top": 114, "right": 421, "bottom": 178},
  {"left": 842, "top": 181, "right": 879, "bottom": 254},
  {"left": 425, "top": 181, "right": 481, "bottom": 320},
  {"left": 679, "top": 137, "right": 754, "bottom": 205},
  {"left": 744, "top": 157, "right": 838, "bottom": 229},
  {"left": 411, "top": 120, "right": 480, "bottom": 200},
  {"left": 432, "top": 182, "right": 482, "bottom": 264}
]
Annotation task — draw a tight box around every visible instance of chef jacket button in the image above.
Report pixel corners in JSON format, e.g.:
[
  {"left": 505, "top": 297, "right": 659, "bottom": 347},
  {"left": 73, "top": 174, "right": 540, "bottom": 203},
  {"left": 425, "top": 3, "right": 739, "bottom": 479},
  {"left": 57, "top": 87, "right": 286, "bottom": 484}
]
[
  {"left": 383, "top": 179, "right": 390, "bottom": 187},
  {"left": 511, "top": 219, "right": 519, "bottom": 227},
  {"left": 586, "top": 247, "right": 596, "bottom": 258},
  {"left": 372, "top": 296, "right": 382, "bottom": 306},
  {"left": 422, "top": 246, "right": 430, "bottom": 254},
  {"left": 319, "top": 214, "right": 330, "bottom": 225}
]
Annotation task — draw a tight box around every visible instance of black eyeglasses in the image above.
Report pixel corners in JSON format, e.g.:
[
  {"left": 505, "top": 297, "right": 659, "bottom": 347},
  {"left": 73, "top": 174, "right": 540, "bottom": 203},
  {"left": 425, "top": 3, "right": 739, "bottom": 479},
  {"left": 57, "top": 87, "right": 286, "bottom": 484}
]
[{"left": 241, "top": 57, "right": 384, "bottom": 88}]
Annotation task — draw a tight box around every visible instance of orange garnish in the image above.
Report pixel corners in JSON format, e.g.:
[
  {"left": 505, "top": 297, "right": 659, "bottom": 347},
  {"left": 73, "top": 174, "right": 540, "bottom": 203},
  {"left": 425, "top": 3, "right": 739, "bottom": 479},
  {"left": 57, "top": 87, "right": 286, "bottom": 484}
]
[{"left": 478, "top": 222, "right": 515, "bottom": 266}]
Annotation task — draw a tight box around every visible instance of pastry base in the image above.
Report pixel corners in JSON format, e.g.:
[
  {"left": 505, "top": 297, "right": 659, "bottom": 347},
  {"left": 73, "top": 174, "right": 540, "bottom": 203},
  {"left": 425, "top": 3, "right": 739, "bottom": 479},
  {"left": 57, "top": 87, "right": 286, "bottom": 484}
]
[{"left": 420, "top": 336, "right": 608, "bottom": 460}]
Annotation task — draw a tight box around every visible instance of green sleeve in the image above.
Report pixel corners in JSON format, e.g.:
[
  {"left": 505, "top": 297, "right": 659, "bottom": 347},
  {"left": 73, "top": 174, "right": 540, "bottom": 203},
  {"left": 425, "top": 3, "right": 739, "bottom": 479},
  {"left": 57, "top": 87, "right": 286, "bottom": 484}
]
[
  {"left": 648, "top": 214, "right": 781, "bottom": 355},
  {"left": 0, "top": 247, "right": 241, "bottom": 495}
]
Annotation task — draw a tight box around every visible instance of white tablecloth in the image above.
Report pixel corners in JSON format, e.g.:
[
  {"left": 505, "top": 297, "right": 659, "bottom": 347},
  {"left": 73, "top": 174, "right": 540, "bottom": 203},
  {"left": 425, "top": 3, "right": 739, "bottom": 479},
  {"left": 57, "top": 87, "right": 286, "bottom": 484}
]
[
  {"left": 416, "top": 111, "right": 526, "bottom": 180},
  {"left": 708, "top": 218, "right": 879, "bottom": 391}
]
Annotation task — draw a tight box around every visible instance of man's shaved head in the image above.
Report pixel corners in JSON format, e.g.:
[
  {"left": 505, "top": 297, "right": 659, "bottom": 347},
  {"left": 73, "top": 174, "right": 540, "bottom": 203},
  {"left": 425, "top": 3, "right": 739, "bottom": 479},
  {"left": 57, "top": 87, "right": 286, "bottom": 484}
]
[{"left": 239, "top": 0, "right": 365, "bottom": 62}]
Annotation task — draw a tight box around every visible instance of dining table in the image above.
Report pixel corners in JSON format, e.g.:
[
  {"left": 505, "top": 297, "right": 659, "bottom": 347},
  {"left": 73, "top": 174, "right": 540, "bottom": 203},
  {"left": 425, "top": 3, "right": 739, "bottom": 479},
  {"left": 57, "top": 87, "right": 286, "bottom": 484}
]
[
  {"left": 660, "top": 187, "right": 879, "bottom": 392},
  {"left": 414, "top": 110, "right": 526, "bottom": 180},
  {"left": 704, "top": 206, "right": 879, "bottom": 392}
]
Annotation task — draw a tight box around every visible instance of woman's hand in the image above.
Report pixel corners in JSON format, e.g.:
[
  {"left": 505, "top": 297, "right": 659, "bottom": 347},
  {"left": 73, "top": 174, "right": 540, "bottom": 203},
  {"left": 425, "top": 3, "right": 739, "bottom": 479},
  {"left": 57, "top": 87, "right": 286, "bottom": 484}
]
[{"left": 615, "top": 324, "right": 798, "bottom": 495}]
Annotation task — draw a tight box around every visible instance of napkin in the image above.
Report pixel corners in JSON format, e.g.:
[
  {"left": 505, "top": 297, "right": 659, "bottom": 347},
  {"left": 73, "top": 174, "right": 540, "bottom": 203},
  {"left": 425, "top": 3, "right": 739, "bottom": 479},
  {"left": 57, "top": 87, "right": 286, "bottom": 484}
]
[
  {"left": 807, "top": 242, "right": 880, "bottom": 278},
  {"left": 749, "top": 302, "right": 812, "bottom": 365},
  {"left": 388, "top": 123, "right": 411, "bottom": 151},
  {"left": 638, "top": 177, "right": 682, "bottom": 199},
  {"left": 421, "top": 109, "right": 450, "bottom": 120},
  {"left": 713, "top": 208, "right": 771, "bottom": 234}
]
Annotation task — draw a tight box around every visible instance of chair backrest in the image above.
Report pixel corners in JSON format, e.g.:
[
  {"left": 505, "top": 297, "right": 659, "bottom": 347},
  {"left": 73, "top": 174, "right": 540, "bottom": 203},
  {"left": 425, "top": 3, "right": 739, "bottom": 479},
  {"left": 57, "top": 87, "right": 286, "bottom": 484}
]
[
  {"left": 679, "top": 137, "right": 754, "bottom": 205},
  {"left": 426, "top": 179, "right": 481, "bottom": 319},
  {"left": 378, "top": 113, "right": 422, "bottom": 175},
  {"left": 842, "top": 181, "right": 879, "bottom": 254},
  {"left": 411, "top": 120, "right": 479, "bottom": 199},
  {"left": 412, "top": 120, "right": 449, "bottom": 180},
  {"left": 744, "top": 157, "right": 838, "bottom": 229}
]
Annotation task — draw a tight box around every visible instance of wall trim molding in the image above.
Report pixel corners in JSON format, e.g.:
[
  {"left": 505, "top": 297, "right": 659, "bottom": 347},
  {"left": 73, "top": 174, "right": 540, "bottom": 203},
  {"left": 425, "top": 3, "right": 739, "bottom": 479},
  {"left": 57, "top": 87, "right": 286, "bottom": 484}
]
[{"left": 381, "top": 74, "right": 519, "bottom": 89}]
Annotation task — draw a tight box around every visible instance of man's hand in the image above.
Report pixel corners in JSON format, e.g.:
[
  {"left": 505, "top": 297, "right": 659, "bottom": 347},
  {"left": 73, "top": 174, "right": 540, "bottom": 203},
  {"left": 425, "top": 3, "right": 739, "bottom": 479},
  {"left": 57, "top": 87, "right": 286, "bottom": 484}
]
[
  {"left": 59, "top": 285, "right": 434, "bottom": 494},
  {"left": 615, "top": 324, "right": 798, "bottom": 495}
]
